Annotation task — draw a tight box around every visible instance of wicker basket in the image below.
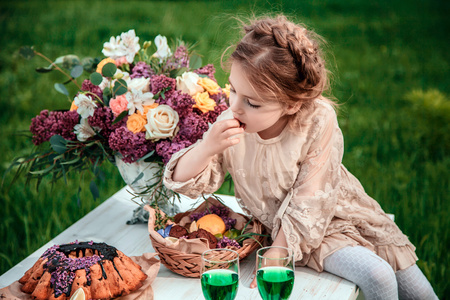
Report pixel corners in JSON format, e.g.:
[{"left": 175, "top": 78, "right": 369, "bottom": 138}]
[{"left": 148, "top": 198, "right": 265, "bottom": 278}]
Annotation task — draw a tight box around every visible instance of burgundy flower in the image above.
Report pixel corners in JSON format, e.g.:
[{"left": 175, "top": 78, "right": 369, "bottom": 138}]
[
  {"left": 81, "top": 79, "right": 103, "bottom": 100},
  {"left": 30, "top": 110, "right": 79, "bottom": 145},
  {"left": 108, "top": 127, "right": 154, "bottom": 163},
  {"left": 150, "top": 74, "right": 176, "bottom": 96},
  {"left": 155, "top": 139, "right": 192, "bottom": 164},
  {"left": 194, "top": 64, "right": 216, "bottom": 82},
  {"left": 131, "top": 61, "right": 154, "bottom": 79}
]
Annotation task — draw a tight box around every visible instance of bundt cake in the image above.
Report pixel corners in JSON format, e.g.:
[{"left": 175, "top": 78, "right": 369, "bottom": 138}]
[{"left": 19, "top": 241, "right": 147, "bottom": 300}]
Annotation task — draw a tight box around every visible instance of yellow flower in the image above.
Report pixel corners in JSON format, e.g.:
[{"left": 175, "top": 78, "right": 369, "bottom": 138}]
[
  {"left": 138, "top": 103, "right": 159, "bottom": 120},
  {"left": 193, "top": 92, "right": 216, "bottom": 113},
  {"left": 127, "top": 113, "right": 147, "bottom": 133},
  {"left": 222, "top": 84, "right": 231, "bottom": 98},
  {"left": 70, "top": 101, "right": 78, "bottom": 111},
  {"left": 96, "top": 58, "right": 116, "bottom": 74},
  {"left": 198, "top": 77, "right": 221, "bottom": 95}
]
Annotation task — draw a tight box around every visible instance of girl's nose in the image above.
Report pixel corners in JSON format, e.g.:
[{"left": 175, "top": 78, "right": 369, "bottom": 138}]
[{"left": 230, "top": 97, "right": 244, "bottom": 114}]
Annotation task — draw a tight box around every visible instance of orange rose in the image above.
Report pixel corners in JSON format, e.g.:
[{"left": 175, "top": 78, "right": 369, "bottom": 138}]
[
  {"left": 127, "top": 113, "right": 147, "bottom": 133},
  {"left": 138, "top": 103, "right": 159, "bottom": 119},
  {"left": 70, "top": 101, "right": 78, "bottom": 111},
  {"left": 96, "top": 58, "right": 116, "bottom": 74},
  {"left": 193, "top": 92, "right": 216, "bottom": 113},
  {"left": 198, "top": 77, "right": 221, "bottom": 95}
]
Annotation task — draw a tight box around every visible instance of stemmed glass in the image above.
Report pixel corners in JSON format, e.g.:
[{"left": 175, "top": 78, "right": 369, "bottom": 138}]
[
  {"left": 201, "top": 248, "right": 240, "bottom": 300},
  {"left": 256, "top": 246, "right": 295, "bottom": 300}
]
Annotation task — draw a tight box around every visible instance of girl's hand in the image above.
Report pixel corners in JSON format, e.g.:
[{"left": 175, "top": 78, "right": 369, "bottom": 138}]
[
  {"left": 172, "top": 118, "right": 243, "bottom": 182},
  {"left": 250, "top": 247, "right": 287, "bottom": 289},
  {"left": 199, "top": 119, "right": 244, "bottom": 157}
]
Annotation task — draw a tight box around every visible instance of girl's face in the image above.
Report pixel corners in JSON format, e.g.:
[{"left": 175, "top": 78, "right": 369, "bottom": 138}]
[{"left": 228, "top": 62, "right": 288, "bottom": 139}]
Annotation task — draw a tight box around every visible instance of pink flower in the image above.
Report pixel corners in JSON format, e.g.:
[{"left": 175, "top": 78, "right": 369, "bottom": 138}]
[
  {"left": 115, "top": 56, "right": 129, "bottom": 67},
  {"left": 109, "top": 95, "right": 128, "bottom": 116}
]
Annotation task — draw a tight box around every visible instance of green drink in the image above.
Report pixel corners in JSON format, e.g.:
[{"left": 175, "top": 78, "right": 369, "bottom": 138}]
[
  {"left": 256, "top": 266, "right": 295, "bottom": 300},
  {"left": 201, "top": 269, "right": 239, "bottom": 300}
]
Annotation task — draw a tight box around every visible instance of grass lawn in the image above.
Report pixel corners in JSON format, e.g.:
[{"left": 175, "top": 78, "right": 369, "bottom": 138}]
[{"left": 1, "top": 0, "right": 448, "bottom": 298}]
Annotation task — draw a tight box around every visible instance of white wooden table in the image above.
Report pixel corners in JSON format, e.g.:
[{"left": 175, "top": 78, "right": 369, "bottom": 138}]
[{"left": 0, "top": 187, "right": 359, "bottom": 300}]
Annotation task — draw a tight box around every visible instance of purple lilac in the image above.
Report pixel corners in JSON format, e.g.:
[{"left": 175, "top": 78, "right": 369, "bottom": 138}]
[
  {"left": 81, "top": 79, "right": 103, "bottom": 100},
  {"left": 210, "top": 91, "right": 229, "bottom": 106},
  {"left": 166, "top": 45, "right": 189, "bottom": 69},
  {"left": 160, "top": 90, "right": 195, "bottom": 118},
  {"left": 109, "top": 127, "right": 154, "bottom": 163},
  {"left": 175, "top": 113, "right": 208, "bottom": 144},
  {"left": 30, "top": 110, "right": 79, "bottom": 145},
  {"left": 88, "top": 107, "right": 124, "bottom": 140},
  {"left": 130, "top": 61, "right": 154, "bottom": 79},
  {"left": 42, "top": 242, "right": 102, "bottom": 297},
  {"left": 194, "top": 64, "right": 216, "bottom": 81},
  {"left": 203, "top": 104, "right": 228, "bottom": 125},
  {"left": 217, "top": 237, "right": 241, "bottom": 249},
  {"left": 150, "top": 74, "right": 176, "bottom": 96},
  {"left": 155, "top": 139, "right": 192, "bottom": 164},
  {"left": 222, "top": 216, "right": 237, "bottom": 231}
]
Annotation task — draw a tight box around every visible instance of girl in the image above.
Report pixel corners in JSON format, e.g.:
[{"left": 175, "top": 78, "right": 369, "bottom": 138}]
[{"left": 163, "top": 15, "right": 438, "bottom": 299}]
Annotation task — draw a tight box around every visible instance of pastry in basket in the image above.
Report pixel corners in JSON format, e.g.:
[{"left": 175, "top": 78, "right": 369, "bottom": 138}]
[
  {"left": 18, "top": 241, "right": 147, "bottom": 300},
  {"left": 147, "top": 198, "right": 266, "bottom": 278}
]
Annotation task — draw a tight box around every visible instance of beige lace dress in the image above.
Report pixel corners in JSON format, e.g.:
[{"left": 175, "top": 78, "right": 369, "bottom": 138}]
[{"left": 163, "top": 100, "right": 418, "bottom": 272}]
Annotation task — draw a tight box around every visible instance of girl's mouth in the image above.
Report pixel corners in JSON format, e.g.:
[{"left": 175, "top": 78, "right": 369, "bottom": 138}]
[{"left": 235, "top": 118, "right": 246, "bottom": 130}]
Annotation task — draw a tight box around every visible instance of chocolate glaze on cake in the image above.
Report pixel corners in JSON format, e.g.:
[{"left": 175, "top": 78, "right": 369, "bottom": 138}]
[{"left": 19, "top": 241, "right": 147, "bottom": 300}]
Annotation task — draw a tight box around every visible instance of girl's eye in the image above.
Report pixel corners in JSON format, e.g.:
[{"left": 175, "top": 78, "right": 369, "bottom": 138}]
[
  {"left": 245, "top": 98, "right": 260, "bottom": 109},
  {"left": 230, "top": 88, "right": 236, "bottom": 94}
]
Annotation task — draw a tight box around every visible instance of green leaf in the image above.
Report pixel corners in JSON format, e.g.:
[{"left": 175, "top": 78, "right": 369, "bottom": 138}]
[
  {"left": 113, "top": 79, "right": 128, "bottom": 96},
  {"left": 169, "top": 67, "right": 188, "bottom": 78},
  {"left": 137, "top": 150, "right": 155, "bottom": 162},
  {"left": 70, "top": 65, "right": 84, "bottom": 78},
  {"left": 54, "top": 83, "right": 69, "bottom": 96},
  {"left": 50, "top": 135, "right": 68, "bottom": 154},
  {"left": 36, "top": 66, "right": 54, "bottom": 73},
  {"left": 189, "top": 54, "right": 202, "bottom": 70},
  {"left": 19, "top": 46, "right": 35, "bottom": 59},
  {"left": 102, "top": 62, "right": 117, "bottom": 77},
  {"left": 112, "top": 110, "right": 128, "bottom": 125},
  {"left": 131, "top": 172, "right": 144, "bottom": 186},
  {"left": 89, "top": 180, "right": 100, "bottom": 200},
  {"left": 90, "top": 72, "right": 103, "bottom": 86}
]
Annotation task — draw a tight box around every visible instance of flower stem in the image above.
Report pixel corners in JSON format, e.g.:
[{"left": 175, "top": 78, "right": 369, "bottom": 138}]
[{"left": 34, "top": 51, "right": 82, "bottom": 89}]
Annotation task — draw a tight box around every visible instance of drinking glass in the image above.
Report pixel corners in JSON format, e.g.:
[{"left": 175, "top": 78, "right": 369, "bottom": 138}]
[
  {"left": 256, "top": 246, "right": 295, "bottom": 300},
  {"left": 201, "top": 248, "right": 240, "bottom": 300}
]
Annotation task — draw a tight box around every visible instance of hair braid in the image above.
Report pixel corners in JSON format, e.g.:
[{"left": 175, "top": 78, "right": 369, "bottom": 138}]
[{"left": 228, "top": 15, "right": 334, "bottom": 130}]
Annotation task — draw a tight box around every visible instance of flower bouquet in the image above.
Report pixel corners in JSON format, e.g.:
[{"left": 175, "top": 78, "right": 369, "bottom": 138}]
[
  {"left": 10, "top": 29, "right": 229, "bottom": 222},
  {"left": 146, "top": 197, "right": 266, "bottom": 278}
]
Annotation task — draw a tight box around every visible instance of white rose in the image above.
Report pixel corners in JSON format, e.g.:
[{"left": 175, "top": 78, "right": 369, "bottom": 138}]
[
  {"left": 153, "top": 35, "right": 172, "bottom": 62},
  {"left": 145, "top": 105, "right": 179, "bottom": 141},
  {"left": 127, "top": 77, "right": 150, "bottom": 93},
  {"left": 176, "top": 71, "right": 204, "bottom": 96}
]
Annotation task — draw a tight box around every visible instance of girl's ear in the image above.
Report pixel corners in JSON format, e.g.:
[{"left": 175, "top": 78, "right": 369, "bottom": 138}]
[{"left": 286, "top": 102, "right": 302, "bottom": 115}]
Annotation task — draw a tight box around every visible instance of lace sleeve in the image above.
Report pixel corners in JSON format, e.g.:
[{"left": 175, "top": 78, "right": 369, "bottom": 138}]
[
  {"left": 272, "top": 105, "right": 343, "bottom": 262},
  {"left": 163, "top": 141, "right": 226, "bottom": 199}
]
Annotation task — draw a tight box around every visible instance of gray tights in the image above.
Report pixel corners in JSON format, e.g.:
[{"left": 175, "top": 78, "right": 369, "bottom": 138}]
[{"left": 323, "top": 246, "right": 438, "bottom": 300}]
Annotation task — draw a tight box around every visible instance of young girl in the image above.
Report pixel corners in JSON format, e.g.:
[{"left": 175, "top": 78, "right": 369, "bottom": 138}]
[{"left": 163, "top": 15, "right": 438, "bottom": 300}]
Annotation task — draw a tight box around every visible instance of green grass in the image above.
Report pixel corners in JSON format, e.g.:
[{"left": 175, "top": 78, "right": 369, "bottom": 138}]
[{"left": 1, "top": 0, "right": 449, "bottom": 298}]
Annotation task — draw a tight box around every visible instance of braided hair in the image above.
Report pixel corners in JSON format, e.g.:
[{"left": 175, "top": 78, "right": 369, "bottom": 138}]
[{"left": 229, "top": 15, "right": 334, "bottom": 129}]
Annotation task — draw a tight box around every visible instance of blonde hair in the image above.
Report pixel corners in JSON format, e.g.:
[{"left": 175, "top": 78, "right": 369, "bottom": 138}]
[{"left": 225, "top": 15, "right": 336, "bottom": 130}]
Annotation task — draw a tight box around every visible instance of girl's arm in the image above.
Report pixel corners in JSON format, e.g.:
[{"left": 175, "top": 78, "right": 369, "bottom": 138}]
[{"left": 172, "top": 118, "right": 243, "bottom": 182}]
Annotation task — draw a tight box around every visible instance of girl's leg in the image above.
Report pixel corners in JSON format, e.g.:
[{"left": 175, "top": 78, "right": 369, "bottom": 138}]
[
  {"left": 396, "top": 264, "right": 438, "bottom": 300},
  {"left": 323, "top": 246, "right": 398, "bottom": 300}
]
